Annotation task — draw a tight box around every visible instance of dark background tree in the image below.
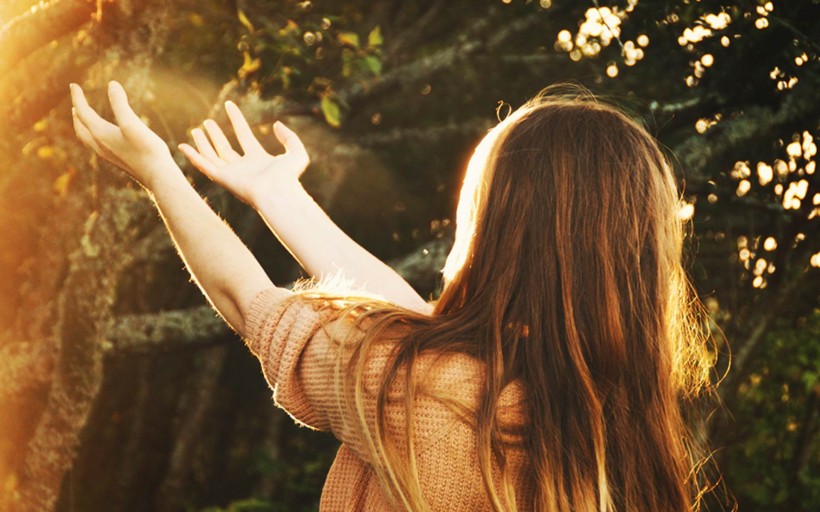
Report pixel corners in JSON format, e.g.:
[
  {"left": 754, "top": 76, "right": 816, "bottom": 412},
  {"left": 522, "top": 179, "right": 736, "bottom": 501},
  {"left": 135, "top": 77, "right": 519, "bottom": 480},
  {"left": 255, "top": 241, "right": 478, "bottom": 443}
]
[{"left": 0, "top": 0, "right": 816, "bottom": 510}]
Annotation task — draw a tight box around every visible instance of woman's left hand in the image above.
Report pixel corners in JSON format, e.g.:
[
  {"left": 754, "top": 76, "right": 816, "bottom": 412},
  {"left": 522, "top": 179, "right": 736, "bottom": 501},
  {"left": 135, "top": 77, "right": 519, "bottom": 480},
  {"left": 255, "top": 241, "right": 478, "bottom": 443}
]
[{"left": 71, "top": 81, "right": 177, "bottom": 189}]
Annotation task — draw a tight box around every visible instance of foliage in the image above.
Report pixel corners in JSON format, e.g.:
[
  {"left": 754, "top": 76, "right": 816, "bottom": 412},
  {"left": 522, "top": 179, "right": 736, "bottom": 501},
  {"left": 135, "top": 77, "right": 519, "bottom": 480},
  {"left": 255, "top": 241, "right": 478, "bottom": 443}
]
[
  {"left": 722, "top": 312, "right": 820, "bottom": 510},
  {"left": 232, "top": 0, "right": 387, "bottom": 127}
]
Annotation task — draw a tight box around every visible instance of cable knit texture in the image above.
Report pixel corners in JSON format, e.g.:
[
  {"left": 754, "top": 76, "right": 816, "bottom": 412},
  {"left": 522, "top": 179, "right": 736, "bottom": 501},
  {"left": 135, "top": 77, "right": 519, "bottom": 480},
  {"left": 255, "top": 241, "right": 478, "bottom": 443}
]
[{"left": 244, "top": 287, "right": 535, "bottom": 511}]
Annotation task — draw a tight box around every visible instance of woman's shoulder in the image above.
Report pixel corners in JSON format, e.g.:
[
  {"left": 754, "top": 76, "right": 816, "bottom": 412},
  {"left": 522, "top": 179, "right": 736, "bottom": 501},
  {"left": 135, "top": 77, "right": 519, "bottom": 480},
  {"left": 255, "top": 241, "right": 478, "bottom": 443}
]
[{"left": 413, "top": 351, "right": 528, "bottom": 425}]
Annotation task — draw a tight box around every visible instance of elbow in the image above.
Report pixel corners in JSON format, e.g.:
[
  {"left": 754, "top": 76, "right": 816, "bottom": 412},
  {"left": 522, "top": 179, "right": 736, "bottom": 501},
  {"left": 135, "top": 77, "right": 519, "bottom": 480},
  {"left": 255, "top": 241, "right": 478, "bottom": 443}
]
[
  {"left": 208, "top": 289, "right": 247, "bottom": 336},
  {"left": 234, "top": 282, "right": 283, "bottom": 338},
  {"left": 404, "top": 296, "right": 435, "bottom": 316}
]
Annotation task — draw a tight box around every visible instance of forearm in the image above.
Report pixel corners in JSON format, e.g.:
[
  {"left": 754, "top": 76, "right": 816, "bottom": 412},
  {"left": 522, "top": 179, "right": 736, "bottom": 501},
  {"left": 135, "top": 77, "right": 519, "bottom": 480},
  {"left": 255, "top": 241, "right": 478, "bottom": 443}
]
[
  {"left": 255, "top": 182, "right": 431, "bottom": 313},
  {"left": 70, "top": 80, "right": 274, "bottom": 331},
  {"left": 172, "top": 100, "right": 429, "bottom": 313},
  {"left": 149, "top": 166, "right": 273, "bottom": 334}
]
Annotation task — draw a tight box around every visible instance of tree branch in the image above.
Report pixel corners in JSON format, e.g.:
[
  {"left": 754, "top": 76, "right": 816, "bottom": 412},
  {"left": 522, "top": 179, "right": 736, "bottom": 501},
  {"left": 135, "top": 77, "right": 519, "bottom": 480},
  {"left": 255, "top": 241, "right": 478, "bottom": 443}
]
[
  {"left": 2, "top": 33, "right": 97, "bottom": 134},
  {"left": 496, "top": 54, "right": 564, "bottom": 66},
  {"left": 674, "top": 83, "right": 820, "bottom": 185},
  {"left": 352, "top": 119, "right": 491, "bottom": 147},
  {"left": 106, "top": 237, "right": 453, "bottom": 352},
  {"left": 14, "top": 188, "right": 148, "bottom": 511},
  {"left": 722, "top": 269, "right": 820, "bottom": 400},
  {"left": 6, "top": 0, "right": 172, "bottom": 501},
  {"left": 107, "top": 306, "right": 231, "bottom": 353},
  {"left": 332, "top": 9, "right": 543, "bottom": 110},
  {"left": 0, "top": 0, "right": 97, "bottom": 77},
  {"left": 0, "top": 341, "right": 53, "bottom": 403},
  {"left": 385, "top": 0, "right": 448, "bottom": 60}
]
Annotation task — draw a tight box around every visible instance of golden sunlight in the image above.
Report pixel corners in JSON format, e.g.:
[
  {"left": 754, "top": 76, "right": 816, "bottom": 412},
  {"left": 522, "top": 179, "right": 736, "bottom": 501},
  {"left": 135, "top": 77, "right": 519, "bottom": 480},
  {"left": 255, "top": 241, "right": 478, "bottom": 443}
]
[
  {"left": 442, "top": 108, "right": 528, "bottom": 283},
  {"left": 677, "top": 200, "right": 695, "bottom": 221},
  {"left": 442, "top": 125, "right": 498, "bottom": 283}
]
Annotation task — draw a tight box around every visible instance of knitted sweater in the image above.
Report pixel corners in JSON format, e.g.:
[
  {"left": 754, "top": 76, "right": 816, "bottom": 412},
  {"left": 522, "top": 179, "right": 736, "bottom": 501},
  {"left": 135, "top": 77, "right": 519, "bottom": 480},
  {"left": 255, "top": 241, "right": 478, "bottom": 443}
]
[{"left": 244, "top": 287, "right": 535, "bottom": 511}]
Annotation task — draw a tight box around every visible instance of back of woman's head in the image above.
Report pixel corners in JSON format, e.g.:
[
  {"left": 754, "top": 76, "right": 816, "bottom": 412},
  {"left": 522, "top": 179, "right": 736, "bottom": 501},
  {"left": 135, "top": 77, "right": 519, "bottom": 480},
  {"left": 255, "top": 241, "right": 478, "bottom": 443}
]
[
  {"left": 324, "top": 85, "right": 715, "bottom": 512},
  {"left": 434, "top": 85, "right": 714, "bottom": 511}
]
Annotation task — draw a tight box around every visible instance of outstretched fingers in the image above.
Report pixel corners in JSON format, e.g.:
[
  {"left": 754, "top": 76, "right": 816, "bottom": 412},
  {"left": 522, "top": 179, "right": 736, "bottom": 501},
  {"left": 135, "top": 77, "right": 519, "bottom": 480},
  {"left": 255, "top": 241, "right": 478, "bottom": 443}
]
[
  {"left": 70, "top": 83, "right": 119, "bottom": 143},
  {"left": 178, "top": 143, "right": 220, "bottom": 179},
  {"left": 203, "top": 119, "right": 239, "bottom": 161},
  {"left": 107, "top": 81, "right": 144, "bottom": 136},
  {"left": 72, "top": 107, "right": 127, "bottom": 169},
  {"left": 72, "top": 108, "right": 102, "bottom": 153},
  {"left": 191, "top": 128, "right": 220, "bottom": 163},
  {"left": 225, "top": 101, "right": 264, "bottom": 155},
  {"left": 273, "top": 121, "right": 308, "bottom": 163}
]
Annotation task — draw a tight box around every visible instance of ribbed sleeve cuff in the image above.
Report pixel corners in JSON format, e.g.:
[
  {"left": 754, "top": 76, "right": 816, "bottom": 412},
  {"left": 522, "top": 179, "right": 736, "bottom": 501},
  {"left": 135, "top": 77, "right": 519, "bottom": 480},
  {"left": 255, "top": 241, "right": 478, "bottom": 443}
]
[{"left": 244, "top": 286, "right": 293, "bottom": 354}]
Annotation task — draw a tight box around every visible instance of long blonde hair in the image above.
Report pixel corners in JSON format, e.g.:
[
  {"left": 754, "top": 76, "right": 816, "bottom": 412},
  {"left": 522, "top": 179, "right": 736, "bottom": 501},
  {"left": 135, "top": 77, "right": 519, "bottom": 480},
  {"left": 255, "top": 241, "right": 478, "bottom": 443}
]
[{"left": 300, "top": 85, "right": 715, "bottom": 511}]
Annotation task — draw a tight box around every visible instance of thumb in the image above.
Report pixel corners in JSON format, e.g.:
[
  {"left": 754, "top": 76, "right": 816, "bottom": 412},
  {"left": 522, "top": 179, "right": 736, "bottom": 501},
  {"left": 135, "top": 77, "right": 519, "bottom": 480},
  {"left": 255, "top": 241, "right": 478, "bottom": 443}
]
[{"left": 273, "top": 121, "right": 308, "bottom": 159}]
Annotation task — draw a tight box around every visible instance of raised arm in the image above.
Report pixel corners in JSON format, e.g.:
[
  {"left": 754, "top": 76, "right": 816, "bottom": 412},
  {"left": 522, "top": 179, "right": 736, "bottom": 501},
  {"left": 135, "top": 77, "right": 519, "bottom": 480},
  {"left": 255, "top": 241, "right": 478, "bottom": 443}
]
[
  {"left": 178, "top": 103, "right": 432, "bottom": 314},
  {"left": 70, "top": 81, "right": 274, "bottom": 335}
]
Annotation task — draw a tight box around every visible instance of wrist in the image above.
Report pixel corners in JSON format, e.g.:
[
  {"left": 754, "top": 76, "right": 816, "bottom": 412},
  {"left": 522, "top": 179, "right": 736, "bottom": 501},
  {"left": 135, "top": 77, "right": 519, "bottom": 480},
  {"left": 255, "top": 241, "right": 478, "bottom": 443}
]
[
  {"left": 251, "top": 178, "right": 307, "bottom": 207},
  {"left": 254, "top": 180, "right": 318, "bottom": 220},
  {"left": 142, "top": 160, "right": 188, "bottom": 194}
]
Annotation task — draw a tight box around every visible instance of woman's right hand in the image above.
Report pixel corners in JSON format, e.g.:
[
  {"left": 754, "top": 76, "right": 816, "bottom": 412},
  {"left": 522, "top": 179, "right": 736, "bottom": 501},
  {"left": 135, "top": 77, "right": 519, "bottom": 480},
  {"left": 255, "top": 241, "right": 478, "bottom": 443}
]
[{"left": 179, "top": 102, "right": 310, "bottom": 205}]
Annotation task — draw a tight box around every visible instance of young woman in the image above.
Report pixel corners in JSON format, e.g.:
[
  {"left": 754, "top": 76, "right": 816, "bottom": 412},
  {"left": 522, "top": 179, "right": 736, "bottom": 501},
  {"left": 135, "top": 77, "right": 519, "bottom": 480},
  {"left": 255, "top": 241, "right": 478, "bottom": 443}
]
[{"left": 71, "top": 81, "right": 713, "bottom": 511}]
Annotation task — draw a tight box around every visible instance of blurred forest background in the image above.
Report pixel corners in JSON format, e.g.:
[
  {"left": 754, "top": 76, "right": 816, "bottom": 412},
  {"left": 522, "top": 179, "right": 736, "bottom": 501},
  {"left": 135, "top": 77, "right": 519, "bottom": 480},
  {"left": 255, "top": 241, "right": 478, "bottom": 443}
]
[{"left": 0, "top": 0, "right": 817, "bottom": 510}]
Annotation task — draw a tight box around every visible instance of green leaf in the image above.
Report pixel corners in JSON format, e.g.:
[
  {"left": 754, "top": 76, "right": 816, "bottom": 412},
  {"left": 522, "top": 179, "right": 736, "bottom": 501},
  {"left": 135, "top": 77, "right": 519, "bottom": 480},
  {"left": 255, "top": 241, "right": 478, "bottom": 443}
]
[
  {"left": 338, "top": 31, "right": 360, "bottom": 48},
  {"left": 363, "top": 55, "right": 382, "bottom": 75},
  {"left": 801, "top": 370, "right": 818, "bottom": 391},
  {"left": 237, "top": 9, "right": 255, "bottom": 33},
  {"left": 321, "top": 96, "right": 342, "bottom": 127},
  {"left": 368, "top": 25, "right": 383, "bottom": 48}
]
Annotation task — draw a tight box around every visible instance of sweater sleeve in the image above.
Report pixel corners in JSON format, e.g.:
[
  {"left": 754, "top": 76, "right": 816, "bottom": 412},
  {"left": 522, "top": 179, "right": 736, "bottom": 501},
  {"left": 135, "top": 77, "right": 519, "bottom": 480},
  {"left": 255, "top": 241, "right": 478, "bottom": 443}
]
[
  {"left": 242, "top": 286, "right": 483, "bottom": 463},
  {"left": 243, "top": 286, "right": 332, "bottom": 428}
]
